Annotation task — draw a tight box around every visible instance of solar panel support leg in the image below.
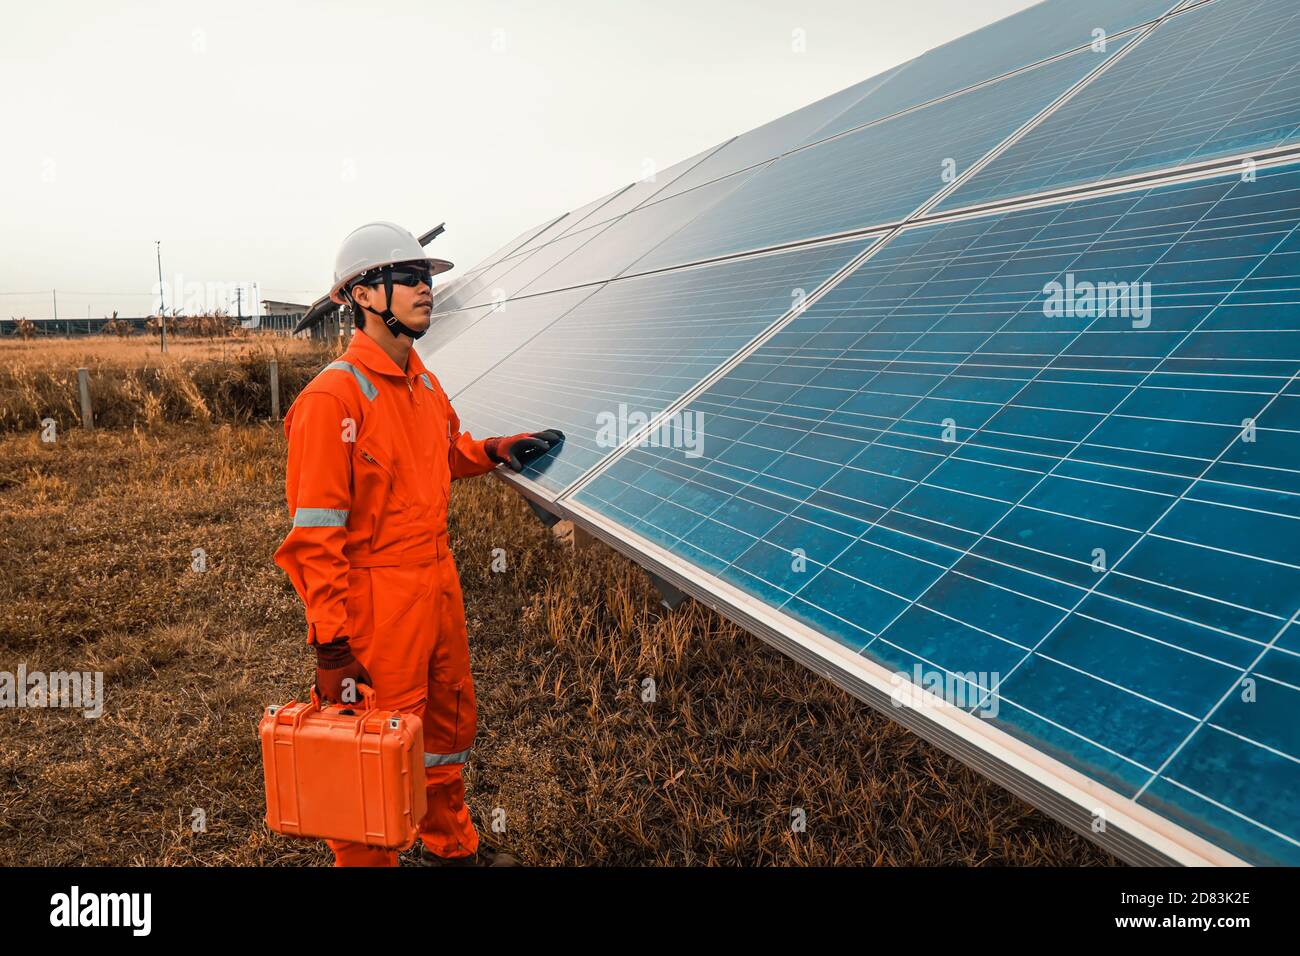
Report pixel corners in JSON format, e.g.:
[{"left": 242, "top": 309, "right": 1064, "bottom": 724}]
[
  {"left": 525, "top": 498, "right": 560, "bottom": 529},
  {"left": 646, "top": 571, "right": 687, "bottom": 612},
  {"left": 572, "top": 524, "right": 596, "bottom": 551}
]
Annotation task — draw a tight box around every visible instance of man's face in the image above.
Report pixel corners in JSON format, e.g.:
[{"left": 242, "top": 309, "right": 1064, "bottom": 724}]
[{"left": 352, "top": 263, "right": 434, "bottom": 336}]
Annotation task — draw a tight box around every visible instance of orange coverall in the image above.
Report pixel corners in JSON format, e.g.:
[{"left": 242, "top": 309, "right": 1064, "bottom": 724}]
[{"left": 274, "top": 329, "right": 497, "bottom": 866}]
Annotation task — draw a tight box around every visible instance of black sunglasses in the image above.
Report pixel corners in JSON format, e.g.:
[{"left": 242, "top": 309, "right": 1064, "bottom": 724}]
[{"left": 352, "top": 263, "right": 433, "bottom": 290}]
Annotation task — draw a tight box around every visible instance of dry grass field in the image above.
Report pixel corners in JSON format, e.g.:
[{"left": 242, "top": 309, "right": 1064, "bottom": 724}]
[
  {"left": 0, "top": 336, "right": 1114, "bottom": 866},
  {"left": 0, "top": 334, "right": 331, "bottom": 432}
]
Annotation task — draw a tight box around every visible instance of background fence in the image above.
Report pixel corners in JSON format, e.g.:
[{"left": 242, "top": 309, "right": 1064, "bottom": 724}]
[{"left": 0, "top": 314, "right": 325, "bottom": 338}]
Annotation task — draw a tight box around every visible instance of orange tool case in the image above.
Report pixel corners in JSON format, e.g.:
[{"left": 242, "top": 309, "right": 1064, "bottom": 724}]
[{"left": 259, "top": 685, "right": 427, "bottom": 850}]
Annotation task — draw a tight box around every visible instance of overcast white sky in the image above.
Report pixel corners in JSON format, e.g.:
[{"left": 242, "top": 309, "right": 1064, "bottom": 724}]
[{"left": 0, "top": 0, "right": 1040, "bottom": 320}]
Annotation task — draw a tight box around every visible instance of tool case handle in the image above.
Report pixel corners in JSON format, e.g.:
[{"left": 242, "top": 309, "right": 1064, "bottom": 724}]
[{"left": 308, "top": 682, "right": 378, "bottom": 713}]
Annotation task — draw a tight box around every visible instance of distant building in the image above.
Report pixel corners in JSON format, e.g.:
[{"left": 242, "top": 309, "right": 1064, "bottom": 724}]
[{"left": 262, "top": 299, "right": 311, "bottom": 317}]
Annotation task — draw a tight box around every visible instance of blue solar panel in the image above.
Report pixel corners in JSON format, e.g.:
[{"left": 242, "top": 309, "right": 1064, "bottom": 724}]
[
  {"left": 557, "top": 143, "right": 729, "bottom": 233},
  {"left": 424, "top": 286, "right": 596, "bottom": 398},
  {"left": 806, "top": 0, "right": 1179, "bottom": 142},
  {"left": 633, "top": 46, "right": 1129, "bottom": 274},
  {"left": 431, "top": 145, "right": 738, "bottom": 316},
  {"left": 647, "top": 64, "right": 910, "bottom": 204},
  {"left": 573, "top": 163, "right": 1300, "bottom": 865},
  {"left": 940, "top": 0, "right": 1300, "bottom": 212},
  {"left": 506, "top": 168, "right": 767, "bottom": 297},
  {"left": 419, "top": 303, "right": 494, "bottom": 355},
  {"left": 435, "top": 237, "right": 876, "bottom": 494},
  {"left": 458, "top": 226, "right": 613, "bottom": 308}
]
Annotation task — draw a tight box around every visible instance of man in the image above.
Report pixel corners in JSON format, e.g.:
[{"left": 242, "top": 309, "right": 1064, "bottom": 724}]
[{"left": 274, "top": 221, "right": 563, "bottom": 867}]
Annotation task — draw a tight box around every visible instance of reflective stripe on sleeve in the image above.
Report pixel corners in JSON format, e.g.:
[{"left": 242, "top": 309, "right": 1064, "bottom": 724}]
[
  {"left": 292, "top": 507, "right": 350, "bottom": 527},
  {"left": 324, "top": 361, "right": 378, "bottom": 401}
]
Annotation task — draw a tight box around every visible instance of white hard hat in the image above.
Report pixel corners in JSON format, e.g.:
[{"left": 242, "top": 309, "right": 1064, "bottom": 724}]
[{"left": 329, "top": 221, "right": 453, "bottom": 304}]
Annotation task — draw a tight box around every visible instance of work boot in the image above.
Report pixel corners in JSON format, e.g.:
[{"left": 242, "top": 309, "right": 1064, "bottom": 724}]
[{"left": 416, "top": 844, "right": 521, "bottom": 867}]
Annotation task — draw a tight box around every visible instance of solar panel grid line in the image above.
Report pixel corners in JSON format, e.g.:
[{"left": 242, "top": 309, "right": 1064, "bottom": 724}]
[
  {"left": 554, "top": 29, "right": 1190, "bottom": 460},
  {"left": 936, "top": 0, "right": 1300, "bottom": 216},
  {"left": 691, "top": 199, "right": 1293, "bottom": 663},
  {"left": 430, "top": 145, "right": 741, "bottom": 320},
  {"left": 1158, "top": 760, "right": 1299, "bottom": 848},
  {"left": 907, "top": 143, "right": 1300, "bottom": 238},
  {"left": 436, "top": 237, "right": 879, "bottom": 497},
  {"left": 799, "top": 0, "right": 1190, "bottom": 145},
  {"left": 559, "top": 188, "right": 1081, "bottom": 511},
  {"left": 701, "top": 351, "right": 1296, "bottom": 450},
  {"left": 584, "top": 416, "right": 1290, "bottom": 661},
  {"left": 433, "top": 286, "right": 606, "bottom": 400},
  {"left": 502, "top": 182, "right": 914, "bottom": 305},
  {"left": 1133, "top": 491, "right": 1300, "bottom": 800},
  {"left": 444, "top": 235, "right": 874, "bottom": 365},
  {"left": 570, "top": 165, "right": 1300, "bottom": 861},
  {"left": 614, "top": 75, "right": 1299, "bottom": 294},
  {"left": 646, "top": 66, "right": 914, "bottom": 207},
  {"left": 549, "top": 182, "right": 638, "bottom": 239},
  {"left": 557, "top": 480, "right": 1279, "bottom": 857},
  {"left": 436, "top": 3, "right": 1285, "bottom": 327},
  {"left": 514, "top": 163, "right": 794, "bottom": 300},
  {"left": 907, "top": 201, "right": 1300, "bottom": 835},
  {"left": 635, "top": 434, "right": 1274, "bottom": 603},
  {"left": 610, "top": 192, "right": 1209, "bottom": 655},
  {"left": 462, "top": 212, "right": 566, "bottom": 278},
  {"left": 783, "top": 12, "right": 1167, "bottom": 160},
  {"left": 552, "top": 139, "right": 735, "bottom": 236},
  {"left": 636, "top": 45, "right": 1159, "bottom": 276},
  {"left": 582, "top": 461, "right": 1086, "bottom": 646},
  {"left": 551, "top": 234, "right": 896, "bottom": 499},
  {"left": 853, "top": 9, "right": 1177, "bottom": 225},
  {"left": 549, "top": 137, "right": 1065, "bottom": 497},
  {"left": 962, "top": 226, "right": 1300, "bottom": 712},
  {"left": 672, "top": 394, "right": 1300, "bottom": 550},
  {"left": 443, "top": 1, "right": 1248, "bottom": 322},
  {"left": 543, "top": 484, "right": 1246, "bottom": 866},
  {"left": 458, "top": 224, "right": 614, "bottom": 309}
]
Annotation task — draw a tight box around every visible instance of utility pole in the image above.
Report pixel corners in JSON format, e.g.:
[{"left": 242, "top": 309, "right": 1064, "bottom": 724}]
[
  {"left": 235, "top": 285, "right": 243, "bottom": 320},
  {"left": 52, "top": 289, "right": 58, "bottom": 322},
  {"left": 156, "top": 241, "right": 168, "bottom": 353}
]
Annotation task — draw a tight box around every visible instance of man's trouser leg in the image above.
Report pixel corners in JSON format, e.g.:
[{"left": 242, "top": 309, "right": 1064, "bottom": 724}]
[
  {"left": 322, "top": 556, "right": 478, "bottom": 866},
  {"left": 418, "top": 553, "right": 479, "bottom": 859}
]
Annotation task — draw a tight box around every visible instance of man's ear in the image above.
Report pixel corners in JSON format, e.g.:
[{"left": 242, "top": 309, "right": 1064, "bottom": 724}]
[{"left": 351, "top": 283, "right": 378, "bottom": 314}]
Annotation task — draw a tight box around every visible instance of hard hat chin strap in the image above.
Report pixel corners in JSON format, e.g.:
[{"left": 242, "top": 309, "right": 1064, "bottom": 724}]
[{"left": 348, "top": 266, "right": 426, "bottom": 340}]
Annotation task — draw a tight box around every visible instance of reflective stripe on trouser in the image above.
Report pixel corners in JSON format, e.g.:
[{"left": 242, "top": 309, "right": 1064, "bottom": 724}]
[
  {"left": 426, "top": 748, "right": 472, "bottom": 767},
  {"left": 325, "top": 552, "right": 479, "bottom": 867}
]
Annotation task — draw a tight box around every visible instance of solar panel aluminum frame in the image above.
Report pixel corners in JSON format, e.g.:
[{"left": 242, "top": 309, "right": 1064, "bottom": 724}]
[
  {"left": 921, "top": 141, "right": 1300, "bottom": 230},
  {"left": 500, "top": 468, "right": 1247, "bottom": 867}
]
